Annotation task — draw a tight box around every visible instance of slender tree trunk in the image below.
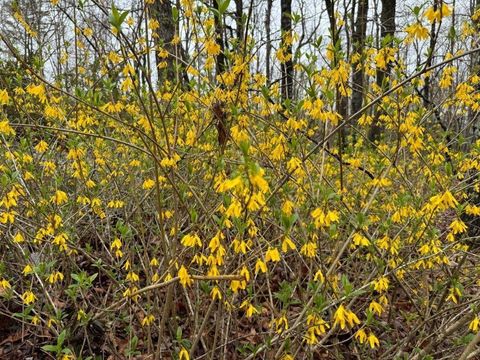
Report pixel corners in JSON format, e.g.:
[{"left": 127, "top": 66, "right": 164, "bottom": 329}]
[
  {"left": 265, "top": 0, "right": 273, "bottom": 84},
  {"left": 472, "top": 0, "right": 480, "bottom": 138},
  {"left": 148, "top": 0, "right": 188, "bottom": 84},
  {"left": 280, "top": 0, "right": 294, "bottom": 101},
  {"left": 213, "top": 0, "right": 227, "bottom": 75},
  {"left": 369, "top": 0, "right": 396, "bottom": 142},
  {"left": 325, "top": 0, "right": 348, "bottom": 192},
  {"left": 351, "top": 0, "right": 368, "bottom": 119},
  {"left": 235, "top": 0, "right": 244, "bottom": 44}
]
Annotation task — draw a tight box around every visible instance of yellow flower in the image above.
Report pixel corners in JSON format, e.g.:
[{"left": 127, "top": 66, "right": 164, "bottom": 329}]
[
  {"left": 126, "top": 271, "right": 140, "bottom": 282},
  {"left": 34, "top": 140, "right": 49, "bottom": 153},
  {"left": 313, "top": 270, "right": 325, "bottom": 284},
  {"left": 333, "top": 305, "right": 348, "bottom": 330},
  {"left": 281, "top": 200, "right": 294, "bottom": 215},
  {"left": 240, "top": 300, "right": 258, "bottom": 318},
  {"left": 181, "top": 233, "right": 202, "bottom": 247},
  {"left": 300, "top": 242, "right": 317, "bottom": 258},
  {"left": 372, "top": 276, "right": 389, "bottom": 292},
  {"left": 21, "top": 290, "right": 37, "bottom": 305},
  {"left": 353, "top": 233, "right": 370, "bottom": 247},
  {"left": 465, "top": 204, "right": 480, "bottom": 216},
  {"left": 249, "top": 168, "right": 269, "bottom": 193},
  {"left": 178, "top": 265, "right": 193, "bottom": 287},
  {"left": 110, "top": 237, "right": 122, "bottom": 250},
  {"left": 405, "top": 22, "right": 429, "bottom": 40},
  {"left": 311, "top": 208, "right": 339, "bottom": 228},
  {"left": 217, "top": 176, "right": 243, "bottom": 192},
  {"left": 225, "top": 198, "right": 242, "bottom": 218},
  {"left": 211, "top": 286, "right": 222, "bottom": 300},
  {"left": 367, "top": 332, "right": 380, "bottom": 348},
  {"left": 469, "top": 316, "right": 479, "bottom": 332},
  {"left": 150, "top": 257, "right": 159, "bottom": 267},
  {"left": 13, "top": 232, "right": 25, "bottom": 243},
  {"left": 333, "top": 304, "right": 361, "bottom": 330},
  {"left": 449, "top": 219, "right": 467, "bottom": 234},
  {"left": 255, "top": 259, "right": 267, "bottom": 274},
  {"left": 274, "top": 315, "right": 289, "bottom": 334},
  {"left": 23, "top": 264, "right": 33, "bottom": 276},
  {"left": 0, "top": 279, "right": 11, "bottom": 289},
  {"left": 424, "top": 4, "right": 452, "bottom": 23},
  {"left": 441, "top": 190, "right": 458, "bottom": 209},
  {"left": 0, "top": 89, "right": 10, "bottom": 105},
  {"left": 265, "top": 247, "right": 281, "bottom": 262},
  {"left": 355, "top": 328, "right": 367, "bottom": 344},
  {"left": 205, "top": 39, "right": 220, "bottom": 56},
  {"left": 51, "top": 190, "right": 68, "bottom": 205},
  {"left": 0, "top": 120, "right": 15, "bottom": 136},
  {"left": 141, "top": 314, "right": 155, "bottom": 326},
  {"left": 281, "top": 237, "right": 296, "bottom": 252},
  {"left": 142, "top": 179, "right": 155, "bottom": 190},
  {"left": 179, "top": 347, "right": 190, "bottom": 360},
  {"left": 77, "top": 309, "right": 87, "bottom": 321},
  {"left": 305, "top": 314, "right": 330, "bottom": 345},
  {"left": 48, "top": 271, "right": 64, "bottom": 284},
  {"left": 446, "top": 286, "right": 462, "bottom": 304},
  {"left": 369, "top": 301, "right": 383, "bottom": 316}
]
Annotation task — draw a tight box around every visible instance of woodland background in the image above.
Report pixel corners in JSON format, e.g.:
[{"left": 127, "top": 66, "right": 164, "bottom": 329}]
[{"left": 0, "top": 0, "right": 480, "bottom": 359}]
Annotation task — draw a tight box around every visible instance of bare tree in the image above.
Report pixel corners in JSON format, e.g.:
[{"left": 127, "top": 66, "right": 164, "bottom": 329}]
[
  {"left": 369, "top": 0, "right": 396, "bottom": 141},
  {"left": 280, "top": 0, "right": 293, "bottom": 101},
  {"left": 148, "top": 0, "right": 187, "bottom": 84},
  {"left": 265, "top": 0, "right": 273, "bottom": 84},
  {"left": 351, "top": 0, "right": 368, "bottom": 119}
]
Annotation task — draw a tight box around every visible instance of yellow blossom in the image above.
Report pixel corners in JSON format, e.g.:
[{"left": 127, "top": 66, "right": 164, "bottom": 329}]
[
  {"left": 265, "top": 247, "right": 281, "bottom": 262},
  {"left": 333, "top": 304, "right": 361, "bottom": 330},
  {"left": 469, "top": 316, "right": 479, "bottom": 332},
  {"left": 281, "top": 236, "right": 297, "bottom": 252},
  {"left": 0, "top": 120, "right": 15, "bottom": 136},
  {"left": 21, "top": 290, "right": 37, "bottom": 305},
  {"left": 142, "top": 179, "right": 155, "bottom": 190},
  {"left": 367, "top": 332, "right": 380, "bottom": 348},
  {"left": 355, "top": 328, "right": 367, "bottom": 344},
  {"left": 179, "top": 347, "right": 190, "bottom": 360},
  {"left": 449, "top": 219, "right": 467, "bottom": 234},
  {"left": 240, "top": 300, "right": 258, "bottom": 318},
  {"left": 211, "top": 286, "right": 222, "bottom": 300},
  {"left": 255, "top": 259, "right": 267, "bottom": 274},
  {"left": 142, "top": 314, "right": 155, "bottom": 326},
  {"left": 178, "top": 265, "right": 193, "bottom": 287},
  {"left": 51, "top": 190, "right": 68, "bottom": 205},
  {"left": 0, "top": 89, "right": 10, "bottom": 105},
  {"left": 181, "top": 233, "right": 202, "bottom": 247}
]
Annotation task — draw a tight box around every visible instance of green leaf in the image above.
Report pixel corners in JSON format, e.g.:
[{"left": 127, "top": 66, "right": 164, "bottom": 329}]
[
  {"left": 109, "top": 4, "right": 129, "bottom": 30},
  {"left": 216, "top": 0, "right": 231, "bottom": 15},
  {"left": 176, "top": 326, "right": 183, "bottom": 341},
  {"left": 172, "top": 6, "right": 179, "bottom": 22},
  {"left": 42, "top": 344, "right": 59, "bottom": 353},
  {"left": 57, "top": 330, "right": 67, "bottom": 346}
]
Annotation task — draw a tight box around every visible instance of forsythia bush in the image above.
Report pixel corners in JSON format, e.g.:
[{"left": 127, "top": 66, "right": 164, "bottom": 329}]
[{"left": 0, "top": 1, "right": 479, "bottom": 359}]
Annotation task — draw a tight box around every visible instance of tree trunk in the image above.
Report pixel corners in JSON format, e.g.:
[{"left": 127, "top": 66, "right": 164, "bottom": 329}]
[
  {"left": 213, "top": 0, "right": 227, "bottom": 75},
  {"left": 351, "top": 0, "right": 368, "bottom": 119},
  {"left": 369, "top": 0, "right": 396, "bottom": 142},
  {"left": 265, "top": 0, "right": 273, "bottom": 84},
  {"left": 235, "top": 0, "right": 244, "bottom": 44},
  {"left": 148, "top": 0, "right": 188, "bottom": 84},
  {"left": 280, "top": 0, "right": 294, "bottom": 101}
]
